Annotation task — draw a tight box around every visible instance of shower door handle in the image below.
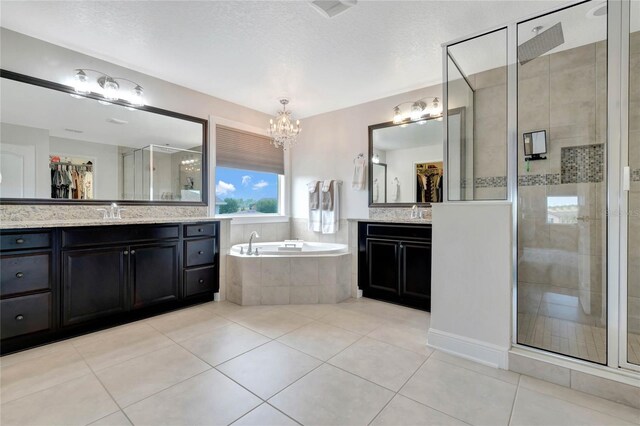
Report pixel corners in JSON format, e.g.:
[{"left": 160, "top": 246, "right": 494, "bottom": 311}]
[{"left": 623, "top": 166, "right": 630, "bottom": 192}]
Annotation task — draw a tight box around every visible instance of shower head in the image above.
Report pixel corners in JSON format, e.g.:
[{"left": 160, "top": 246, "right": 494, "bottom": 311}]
[{"left": 518, "top": 22, "right": 565, "bottom": 65}]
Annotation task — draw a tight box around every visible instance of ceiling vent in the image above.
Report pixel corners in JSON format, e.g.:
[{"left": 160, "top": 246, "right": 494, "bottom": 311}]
[{"left": 309, "top": 1, "right": 357, "bottom": 18}]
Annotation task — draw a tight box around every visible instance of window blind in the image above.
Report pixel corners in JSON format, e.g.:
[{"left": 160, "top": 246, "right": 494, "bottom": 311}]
[{"left": 216, "top": 125, "right": 284, "bottom": 174}]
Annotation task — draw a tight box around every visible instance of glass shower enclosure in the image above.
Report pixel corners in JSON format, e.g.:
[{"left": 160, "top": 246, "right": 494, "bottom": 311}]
[{"left": 122, "top": 144, "right": 202, "bottom": 201}]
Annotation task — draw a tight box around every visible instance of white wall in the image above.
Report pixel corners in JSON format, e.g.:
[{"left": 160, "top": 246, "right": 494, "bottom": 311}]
[
  {"left": 49, "top": 136, "right": 119, "bottom": 200},
  {"left": 427, "top": 202, "right": 513, "bottom": 369},
  {"left": 384, "top": 144, "right": 443, "bottom": 203},
  {"left": 291, "top": 85, "right": 441, "bottom": 220},
  {"left": 1, "top": 122, "right": 50, "bottom": 198}
]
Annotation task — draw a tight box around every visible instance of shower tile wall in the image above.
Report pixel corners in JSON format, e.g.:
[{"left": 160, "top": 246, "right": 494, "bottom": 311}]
[{"left": 516, "top": 40, "right": 609, "bottom": 364}]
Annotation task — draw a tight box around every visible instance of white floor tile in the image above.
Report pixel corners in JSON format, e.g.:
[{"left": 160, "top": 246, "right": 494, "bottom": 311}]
[
  {"left": 96, "top": 344, "right": 211, "bottom": 407},
  {"left": 232, "top": 403, "right": 299, "bottom": 426},
  {"left": 317, "top": 308, "right": 386, "bottom": 335},
  {"left": 400, "top": 358, "right": 517, "bottom": 425},
  {"left": 367, "top": 323, "right": 432, "bottom": 356},
  {"left": 0, "top": 374, "right": 118, "bottom": 426},
  {"left": 232, "top": 308, "right": 314, "bottom": 338},
  {"left": 217, "top": 341, "right": 321, "bottom": 399},
  {"left": 88, "top": 410, "right": 132, "bottom": 426},
  {"left": 277, "top": 321, "right": 361, "bottom": 361},
  {"left": 371, "top": 394, "right": 466, "bottom": 426},
  {"left": 179, "top": 323, "right": 271, "bottom": 366},
  {"left": 269, "top": 364, "right": 394, "bottom": 426},
  {"left": 146, "top": 306, "right": 232, "bottom": 342},
  {"left": 124, "top": 369, "right": 261, "bottom": 426},
  {"left": 328, "top": 337, "right": 427, "bottom": 391},
  {"left": 430, "top": 350, "right": 520, "bottom": 385}
]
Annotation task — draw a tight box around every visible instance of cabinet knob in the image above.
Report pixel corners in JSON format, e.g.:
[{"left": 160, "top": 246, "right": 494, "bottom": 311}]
[
  {"left": 131, "top": 250, "right": 136, "bottom": 255},
  {"left": 198, "top": 228, "right": 203, "bottom": 232},
  {"left": 15, "top": 314, "right": 24, "bottom": 321},
  {"left": 198, "top": 250, "right": 204, "bottom": 255},
  {"left": 123, "top": 250, "right": 129, "bottom": 255},
  {"left": 15, "top": 272, "right": 24, "bottom": 279},
  {"left": 199, "top": 279, "right": 204, "bottom": 284},
  {"left": 15, "top": 238, "right": 25, "bottom": 244}
]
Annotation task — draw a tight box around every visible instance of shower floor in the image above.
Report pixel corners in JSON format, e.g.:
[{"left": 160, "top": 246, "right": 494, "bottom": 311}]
[{"left": 518, "top": 312, "right": 640, "bottom": 365}]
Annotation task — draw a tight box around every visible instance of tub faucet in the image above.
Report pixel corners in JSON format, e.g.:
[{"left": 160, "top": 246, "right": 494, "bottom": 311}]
[{"left": 248, "top": 231, "right": 260, "bottom": 255}]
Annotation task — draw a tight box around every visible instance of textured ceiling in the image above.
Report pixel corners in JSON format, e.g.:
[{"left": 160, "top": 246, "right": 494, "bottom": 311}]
[{"left": 0, "top": 1, "right": 568, "bottom": 118}]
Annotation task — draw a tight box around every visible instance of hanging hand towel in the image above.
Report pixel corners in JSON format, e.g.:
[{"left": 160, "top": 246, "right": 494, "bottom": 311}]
[
  {"left": 321, "top": 180, "right": 340, "bottom": 234},
  {"left": 352, "top": 157, "right": 366, "bottom": 190},
  {"left": 308, "top": 181, "right": 321, "bottom": 232},
  {"left": 391, "top": 179, "right": 400, "bottom": 202},
  {"left": 373, "top": 179, "right": 379, "bottom": 202}
]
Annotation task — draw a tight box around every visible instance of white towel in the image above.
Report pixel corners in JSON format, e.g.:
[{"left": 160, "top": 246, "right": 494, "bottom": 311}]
[
  {"left": 308, "top": 181, "right": 321, "bottom": 232},
  {"left": 352, "top": 158, "right": 366, "bottom": 190},
  {"left": 373, "top": 179, "right": 379, "bottom": 202},
  {"left": 391, "top": 179, "right": 400, "bottom": 202},
  {"left": 322, "top": 180, "right": 340, "bottom": 234}
]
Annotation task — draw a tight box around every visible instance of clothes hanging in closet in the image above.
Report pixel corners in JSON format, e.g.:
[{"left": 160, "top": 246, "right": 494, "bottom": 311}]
[
  {"left": 416, "top": 166, "right": 443, "bottom": 203},
  {"left": 50, "top": 163, "right": 93, "bottom": 199}
]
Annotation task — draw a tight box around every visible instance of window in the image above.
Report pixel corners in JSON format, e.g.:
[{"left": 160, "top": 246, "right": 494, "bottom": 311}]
[{"left": 215, "top": 125, "right": 284, "bottom": 216}]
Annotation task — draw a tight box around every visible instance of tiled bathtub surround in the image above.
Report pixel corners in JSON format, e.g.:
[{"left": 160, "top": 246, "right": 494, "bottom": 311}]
[
  {"left": 0, "top": 204, "right": 208, "bottom": 222},
  {"left": 226, "top": 254, "right": 351, "bottom": 306}
]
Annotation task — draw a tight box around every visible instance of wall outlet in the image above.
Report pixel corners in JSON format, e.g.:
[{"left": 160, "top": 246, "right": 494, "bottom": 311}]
[
  {"left": 357, "top": 289, "right": 363, "bottom": 298},
  {"left": 213, "top": 292, "right": 221, "bottom": 302}
]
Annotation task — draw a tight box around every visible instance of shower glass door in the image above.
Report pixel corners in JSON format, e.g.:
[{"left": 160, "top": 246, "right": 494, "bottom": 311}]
[
  {"left": 626, "top": 0, "right": 640, "bottom": 368},
  {"left": 516, "top": 0, "right": 608, "bottom": 364}
]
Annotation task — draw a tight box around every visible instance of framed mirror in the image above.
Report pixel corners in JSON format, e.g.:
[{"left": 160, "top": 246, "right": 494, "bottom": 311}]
[
  {"left": 523, "top": 130, "right": 547, "bottom": 160},
  {"left": 368, "top": 116, "right": 444, "bottom": 206},
  {"left": 0, "top": 70, "right": 208, "bottom": 205}
]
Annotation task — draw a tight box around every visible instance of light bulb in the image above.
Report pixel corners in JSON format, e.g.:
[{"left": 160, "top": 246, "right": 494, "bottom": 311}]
[
  {"left": 410, "top": 101, "right": 426, "bottom": 121},
  {"left": 74, "top": 70, "right": 90, "bottom": 94},
  {"left": 129, "top": 85, "right": 144, "bottom": 107},
  {"left": 392, "top": 106, "right": 403, "bottom": 124},
  {"left": 372, "top": 154, "right": 380, "bottom": 164},
  {"left": 102, "top": 77, "right": 120, "bottom": 101}
]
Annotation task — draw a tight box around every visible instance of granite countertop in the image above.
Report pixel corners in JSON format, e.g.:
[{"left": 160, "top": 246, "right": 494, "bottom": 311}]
[
  {"left": 0, "top": 216, "right": 230, "bottom": 230},
  {"left": 347, "top": 217, "right": 432, "bottom": 224}
]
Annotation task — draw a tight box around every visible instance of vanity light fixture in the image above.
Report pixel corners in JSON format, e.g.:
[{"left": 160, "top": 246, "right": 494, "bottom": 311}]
[
  {"left": 269, "top": 98, "right": 301, "bottom": 150},
  {"left": 372, "top": 153, "right": 380, "bottom": 164},
  {"left": 71, "top": 69, "right": 145, "bottom": 107},
  {"left": 392, "top": 97, "right": 442, "bottom": 123}
]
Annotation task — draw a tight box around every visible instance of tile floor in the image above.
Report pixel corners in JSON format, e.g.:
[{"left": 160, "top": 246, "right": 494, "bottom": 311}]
[{"left": 1, "top": 298, "right": 639, "bottom": 426}]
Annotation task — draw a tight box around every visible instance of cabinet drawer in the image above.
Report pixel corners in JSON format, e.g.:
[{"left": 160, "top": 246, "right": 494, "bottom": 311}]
[
  {"left": 1, "top": 254, "right": 51, "bottom": 297},
  {"left": 62, "top": 225, "right": 179, "bottom": 248},
  {"left": 184, "top": 266, "right": 216, "bottom": 297},
  {"left": 364, "top": 223, "right": 431, "bottom": 241},
  {"left": 1, "top": 232, "right": 51, "bottom": 252},
  {"left": 185, "top": 223, "right": 216, "bottom": 238},
  {"left": 0, "top": 293, "right": 51, "bottom": 339},
  {"left": 184, "top": 238, "right": 216, "bottom": 267}
]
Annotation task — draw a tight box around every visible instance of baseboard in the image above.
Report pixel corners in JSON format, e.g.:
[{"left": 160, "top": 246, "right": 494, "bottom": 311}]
[{"left": 427, "top": 328, "right": 510, "bottom": 369}]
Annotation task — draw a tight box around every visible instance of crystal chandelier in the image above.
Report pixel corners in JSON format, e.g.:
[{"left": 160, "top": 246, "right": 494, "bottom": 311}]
[{"left": 269, "top": 98, "right": 301, "bottom": 149}]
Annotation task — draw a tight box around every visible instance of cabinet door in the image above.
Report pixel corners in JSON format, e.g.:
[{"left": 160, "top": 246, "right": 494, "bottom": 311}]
[
  {"left": 131, "top": 242, "right": 179, "bottom": 309},
  {"left": 365, "top": 238, "right": 399, "bottom": 295},
  {"left": 62, "top": 247, "right": 127, "bottom": 326},
  {"left": 399, "top": 241, "right": 431, "bottom": 310}
]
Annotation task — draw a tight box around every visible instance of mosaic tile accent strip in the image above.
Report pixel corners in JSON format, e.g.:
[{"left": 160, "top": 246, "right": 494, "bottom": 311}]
[
  {"left": 560, "top": 144, "right": 605, "bottom": 184},
  {"left": 369, "top": 207, "right": 432, "bottom": 222},
  {"left": 518, "top": 173, "right": 561, "bottom": 187},
  {"left": 632, "top": 168, "right": 640, "bottom": 182},
  {"left": 474, "top": 176, "right": 507, "bottom": 188}
]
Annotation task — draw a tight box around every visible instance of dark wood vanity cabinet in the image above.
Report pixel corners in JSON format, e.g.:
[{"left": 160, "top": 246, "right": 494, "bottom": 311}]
[
  {"left": 358, "top": 222, "right": 432, "bottom": 311},
  {"left": 1, "top": 221, "right": 219, "bottom": 354}
]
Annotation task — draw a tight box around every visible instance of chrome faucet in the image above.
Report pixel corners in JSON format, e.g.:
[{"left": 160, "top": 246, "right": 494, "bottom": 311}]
[
  {"left": 247, "top": 231, "right": 260, "bottom": 255},
  {"left": 97, "top": 203, "right": 126, "bottom": 220}
]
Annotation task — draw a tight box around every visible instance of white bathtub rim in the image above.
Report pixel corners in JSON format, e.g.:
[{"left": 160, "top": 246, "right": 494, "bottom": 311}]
[{"left": 229, "top": 241, "right": 348, "bottom": 257}]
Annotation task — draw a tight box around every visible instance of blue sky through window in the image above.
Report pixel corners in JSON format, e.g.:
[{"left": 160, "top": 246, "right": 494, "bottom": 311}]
[{"left": 215, "top": 167, "right": 278, "bottom": 200}]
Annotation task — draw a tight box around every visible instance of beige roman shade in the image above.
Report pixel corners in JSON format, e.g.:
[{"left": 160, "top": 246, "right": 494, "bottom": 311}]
[{"left": 216, "top": 125, "right": 284, "bottom": 174}]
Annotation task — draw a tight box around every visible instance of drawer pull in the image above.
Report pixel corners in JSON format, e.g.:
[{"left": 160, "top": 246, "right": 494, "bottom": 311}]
[
  {"left": 15, "top": 314, "right": 24, "bottom": 321},
  {"left": 15, "top": 272, "right": 24, "bottom": 278},
  {"left": 198, "top": 250, "right": 204, "bottom": 255},
  {"left": 131, "top": 250, "right": 136, "bottom": 255},
  {"left": 199, "top": 279, "right": 205, "bottom": 284},
  {"left": 198, "top": 228, "right": 203, "bottom": 232},
  {"left": 15, "top": 238, "right": 25, "bottom": 244},
  {"left": 123, "top": 250, "right": 129, "bottom": 255}
]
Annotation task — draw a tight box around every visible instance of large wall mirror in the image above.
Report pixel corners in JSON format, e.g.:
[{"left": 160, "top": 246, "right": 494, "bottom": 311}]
[
  {"left": 369, "top": 116, "right": 444, "bottom": 206},
  {"left": 0, "top": 70, "right": 208, "bottom": 205}
]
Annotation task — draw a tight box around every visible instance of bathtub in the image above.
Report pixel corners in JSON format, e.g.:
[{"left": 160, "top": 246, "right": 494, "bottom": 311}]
[
  {"left": 226, "top": 241, "right": 352, "bottom": 306},
  {"left": 230, "top": 241, "right": 347, "bottom": 257}
]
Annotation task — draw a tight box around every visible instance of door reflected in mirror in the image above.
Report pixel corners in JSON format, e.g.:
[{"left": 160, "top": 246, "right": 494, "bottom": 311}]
[
  {"left": 0, "top": 72, "right": 206, "bottom": 203},
  {"left": 369, "top": 117, "right": 443, "bottom": 206}
]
